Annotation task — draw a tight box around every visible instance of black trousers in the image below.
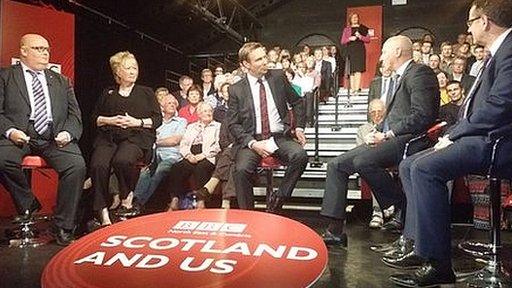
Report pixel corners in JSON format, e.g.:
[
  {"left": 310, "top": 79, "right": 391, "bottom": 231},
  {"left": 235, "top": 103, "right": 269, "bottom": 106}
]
[
  {"left": 0, "top": 127, "right": 86, "bottom": 230},
  {"left": 233, "top": 135, "right": 308, "bottom": 210},
  {"left": 90, "top": 140, "right": 143, "bottom": 211},
  {"left": 320, "top": 135, "right": 426, "bottom": 220}
]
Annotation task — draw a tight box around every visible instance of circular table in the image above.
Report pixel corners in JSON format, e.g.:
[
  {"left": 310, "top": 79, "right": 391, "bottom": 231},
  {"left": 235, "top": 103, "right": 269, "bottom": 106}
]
[{"left": 42, "top": 209, "right": 328, "bottom": 288}]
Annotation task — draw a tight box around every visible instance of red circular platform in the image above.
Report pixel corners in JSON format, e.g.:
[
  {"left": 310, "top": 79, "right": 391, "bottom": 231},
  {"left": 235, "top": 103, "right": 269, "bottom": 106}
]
[{"left": 42, "top": 209, "right": 328, "bottom": 288}]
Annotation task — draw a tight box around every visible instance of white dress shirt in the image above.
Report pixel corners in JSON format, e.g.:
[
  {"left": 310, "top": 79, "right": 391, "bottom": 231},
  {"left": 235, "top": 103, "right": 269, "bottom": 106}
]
[
  {"left": 21, "top": 62, "right": 53, "bottom": 121},
  {"left": 246, "top": 73, "right": 284, "bottom": 134}
]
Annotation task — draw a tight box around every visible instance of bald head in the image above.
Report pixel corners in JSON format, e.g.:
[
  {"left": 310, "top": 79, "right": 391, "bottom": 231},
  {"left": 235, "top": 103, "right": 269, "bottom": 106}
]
[
  {"left": 380, "top": 35, "right": 413, "bottom": 71},
  {"left": 20, "top": 34, "right": 50, "bottom": 71}
]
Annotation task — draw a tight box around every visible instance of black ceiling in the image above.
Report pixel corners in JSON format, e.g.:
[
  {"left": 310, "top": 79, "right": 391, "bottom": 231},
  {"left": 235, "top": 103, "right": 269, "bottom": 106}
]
[{"left": 24, "top": 0, "right": 291, "bottom": 54}]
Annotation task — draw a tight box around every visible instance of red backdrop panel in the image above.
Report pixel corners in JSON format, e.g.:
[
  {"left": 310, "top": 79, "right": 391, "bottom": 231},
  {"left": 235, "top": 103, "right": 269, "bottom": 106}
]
[
  {"left": 0, "top": 0, "right": 74, "bottom": 80},
  {"left": 0, "top": 0, "right": 74, "bottom": 217},
  {"left": 345, "top": 6, "right": 382, "bottom": 89}
]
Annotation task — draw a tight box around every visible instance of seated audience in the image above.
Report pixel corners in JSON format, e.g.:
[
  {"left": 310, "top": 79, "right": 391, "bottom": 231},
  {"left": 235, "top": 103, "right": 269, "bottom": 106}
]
[
  {"left": 173, "top": 75, "right": 194, "bottom": 108},
  {"left": 122, "top": 94, "right": 187, "bottom": 215},
  {"left": 436, "top": 70, "right": 450, "bottom": 106},
  {"left": 166, "top": 103, "right": 221, "bottom": 210},
  {"left": 439, "top": 42, "right": 454, "bottom": 74},
  {"left": 355, "top": 99, "right": 389, "bottom": 228},
  {"left": 439, "top": 80, "right": 464, "bottom": 127},
  {"left": 469, "top": 45, "right": 486, "bottom": 77},
  {"left": 178, "top": 84, "right": 203, "bottom": 123},
  {"left": 449, "top": 56, "right": 476, "bottom": 92},
  {"left": 90, "top": 51, "right": 162, "bottom": 226},
  {"left": 428, "top": 54, "right": 442, "bottom": 74},
  {"left": 201, "top": 68, "right": 216, "bottom": 99}
]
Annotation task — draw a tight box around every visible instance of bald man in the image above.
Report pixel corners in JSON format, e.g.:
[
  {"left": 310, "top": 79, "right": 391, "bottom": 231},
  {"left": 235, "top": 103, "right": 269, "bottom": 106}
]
[
  {"left": 320, "top": 35, "right": 439, "bottom": 247},
  {"left": 0, "top": 34, "right": 86, "bottom": 246}
]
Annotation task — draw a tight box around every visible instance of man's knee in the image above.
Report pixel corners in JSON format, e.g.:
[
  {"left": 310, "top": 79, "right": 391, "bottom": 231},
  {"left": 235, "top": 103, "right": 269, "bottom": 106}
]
[
  {"left": 290, "top": 149, "right": 308, "bottom": 166},
  {"left": 112, "top": 156, "right": 137, "bottom": 170}
]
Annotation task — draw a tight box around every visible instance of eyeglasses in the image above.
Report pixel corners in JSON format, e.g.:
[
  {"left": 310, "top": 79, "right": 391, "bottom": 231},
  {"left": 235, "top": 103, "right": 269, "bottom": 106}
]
[
  {"left": 30, "top": 46, "right": 50, "bottom": 53},
  {"left": 466, "top": 16, "right": 481, "bottom": 27}
]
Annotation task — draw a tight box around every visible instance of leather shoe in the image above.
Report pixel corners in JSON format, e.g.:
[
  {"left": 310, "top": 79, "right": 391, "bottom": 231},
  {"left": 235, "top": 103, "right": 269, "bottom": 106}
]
[
  {"left": 322, "top": 229, "right": 347, "bottom": 248},
  {"left": 266, "top": 190, "right": 285, "bottom": 213},
  {"left": 370, "top": 236, "right": 404, "bottom": 253},
  {"left": 382, "top": 217, "right": 403, "bottom": 234},
  {"left": 389, "top": 261, "right": 455, "bottom": 287},
  {"left": 383, "top": 238, "right": 414, "bottom": 259},
  {"left": 382, "top": 250, "right": 425, "bottom": 270},
  {"left": 13, "top": 198, "right": 42, "bottom": 223},
  {"left": 49, "top": 224, "right": 75, "bottom": 246},
  {"left": 194, "top": 187, "right": 211, "bottom": 202}
]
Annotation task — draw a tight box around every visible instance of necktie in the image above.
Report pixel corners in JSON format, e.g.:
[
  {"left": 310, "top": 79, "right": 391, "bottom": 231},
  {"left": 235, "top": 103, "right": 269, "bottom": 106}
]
[
  {"left": 459, "top": 54, "right": 492, "bottom": 119},
  {"left": 27, "top": 70, "right": 49, "bottom": 135},
  {"left": 385, "top": 76, "right": 395, "bottom": 105},
  {"left": 257, "top": 78, "right": 271, "bottom": 139}
]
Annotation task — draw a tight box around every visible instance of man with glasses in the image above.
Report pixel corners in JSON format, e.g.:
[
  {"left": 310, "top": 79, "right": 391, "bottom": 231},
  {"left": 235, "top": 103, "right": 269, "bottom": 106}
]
[
  {"left": 0, "top": 34, "right": 86, "bottom": 246},
  {"left": 390, "top": 0, "right": 512, "bottom": 286}
]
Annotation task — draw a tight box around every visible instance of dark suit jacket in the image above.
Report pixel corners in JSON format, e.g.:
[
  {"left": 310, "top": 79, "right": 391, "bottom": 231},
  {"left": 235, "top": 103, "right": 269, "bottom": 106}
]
[
  {"left": 378, "top": 61, "right": 439, "bottom": 136},
  {"left": 449, "top": 73, "right": 476, "bottom": 94},
  {"left": 0, "top": 64, "right": 82, "bottom": 152},
  {"left": 449, "top": 31, "right": 512, "bottom": 142},
  {"left": 319, "top": 60, "right": 333, "bottom": 92},
  {"left": 227, "top": 69, "right": 305, "bottom": 151},
  {"left": 368, "top": 76, "right": 382, "bottom": 103}
]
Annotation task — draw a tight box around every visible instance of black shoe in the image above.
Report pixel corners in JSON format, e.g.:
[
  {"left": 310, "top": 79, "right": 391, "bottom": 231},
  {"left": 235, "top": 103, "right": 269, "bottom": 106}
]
[
  {"left": 383, "top": 238, "right": 414, "bottom": 259},
  {"left": 193, "top": 187, "right": 212, "bottom": 202},
  {"left": 370, "top": 236, "right": 404, "bottom": 253},
  {"left": 382, "top": 217, "right": 403, "bottom": 234},
  {"left": 322, "top": 229, "right": 347, "bottom": 248},
  {"left": 266, "top": 190, "right": 285, "bottom": 214},
  {"left": 116, "top": 203, "right": 142, "bottom": 217},
  {"left": 13, "top": 198, "right": 42, "bottom": 223},
  {"left": 389, "top": 261, "right": 455, "bottom": 287},
  {"left": 49, "top": 224, "right": 75, "bottom": 246},
  {"left": 382, "top": 250, "right": 425, "bottom": 270}
]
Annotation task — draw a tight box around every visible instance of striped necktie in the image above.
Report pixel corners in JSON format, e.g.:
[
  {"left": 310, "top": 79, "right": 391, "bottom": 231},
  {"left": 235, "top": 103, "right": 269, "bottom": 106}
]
[{"left": 27, "top": 70, "right": 49, "bottom": 134}]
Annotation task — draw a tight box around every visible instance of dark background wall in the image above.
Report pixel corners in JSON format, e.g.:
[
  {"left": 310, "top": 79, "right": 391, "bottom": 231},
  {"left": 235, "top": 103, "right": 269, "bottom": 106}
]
[{"left": 73, "top": 14, "right": 189, "bottom": 161}]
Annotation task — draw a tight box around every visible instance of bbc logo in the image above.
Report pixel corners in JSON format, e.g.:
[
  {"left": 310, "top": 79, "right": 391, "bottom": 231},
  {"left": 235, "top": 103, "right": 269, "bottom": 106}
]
[{"left": 173, "top": 221, "right": 247, "bottom": 233}]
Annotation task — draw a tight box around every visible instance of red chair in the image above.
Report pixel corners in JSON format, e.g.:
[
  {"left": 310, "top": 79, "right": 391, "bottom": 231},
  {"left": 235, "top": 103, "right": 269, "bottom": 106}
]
[
  {"left": 7, "top": 156, "right": 53, "bottom": 247},
  {"left": 258, "top": 156, "right": 285, "bottom": 211}
]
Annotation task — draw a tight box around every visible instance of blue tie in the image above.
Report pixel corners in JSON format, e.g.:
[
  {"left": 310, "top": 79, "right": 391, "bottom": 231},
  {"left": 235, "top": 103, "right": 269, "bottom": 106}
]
[{"left": 27, "top": 70, "right": 49, "bottom": 135}]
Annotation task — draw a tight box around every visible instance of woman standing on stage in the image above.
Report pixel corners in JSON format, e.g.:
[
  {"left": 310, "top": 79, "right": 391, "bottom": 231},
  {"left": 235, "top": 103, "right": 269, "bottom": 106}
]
[{"left": 341, "top": 13, "right": 370, "bottom": 95}]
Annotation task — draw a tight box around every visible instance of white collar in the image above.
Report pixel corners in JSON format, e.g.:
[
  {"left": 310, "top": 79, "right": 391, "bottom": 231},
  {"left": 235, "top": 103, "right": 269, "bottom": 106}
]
[
  {"left": 247, "top": 73, "right": 266, "bottom": 85},
  {"left": 395, "top": 59, "right": 413, "bottom": 77},
  {"left": 488, "top": 27, "right": 512, "bottom": 57},
  {"left": 20, "top": 62, "right": 43, "bottom": 75}
]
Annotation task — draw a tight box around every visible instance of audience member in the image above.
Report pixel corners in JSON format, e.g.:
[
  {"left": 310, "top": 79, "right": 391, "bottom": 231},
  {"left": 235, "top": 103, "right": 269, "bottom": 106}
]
[
  {"left": 420, "top": 41, "right": 433, "bottom": 64},
  {"left": 439, "top": 80, "right": 464, "bottom": 127},
  {"left": 449, "top": 56, "right": 476, "bottom": 92},
  {"left": 313, "top": 48, "right": 333, "bottom": 102},
  {"left": 201, "top": 68, "right": 215, "bottom": 99},
  {"left": 469, "top": 45, "right": 486, "bottom": 76},
  {"left": 173, "top": 75, "right": 193, "bottom": 108},
  {"left": 428, "top": 54, "right": 442, "bottom": 74},
  {"left": 166, "top": 102, "right": 220, "bottom": 210},
  {"left": 178, "top": 84, "right": 203, "bottom": 123},
  {"left": 213, "top": 82, "right": 230, "bottom": 122},
  {"left": 436, "top": 70, "right": 450, "bottom": 106},
  {"left": 439, "top": 42, "right": 454, "bottom": 73},
  {"left": 121, "top": 94, "right": 186, "bottom": 215}
]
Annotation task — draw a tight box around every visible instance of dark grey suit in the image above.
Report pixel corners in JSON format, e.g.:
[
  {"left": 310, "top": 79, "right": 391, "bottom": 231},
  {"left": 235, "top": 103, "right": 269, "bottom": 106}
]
[
  {"left": 227, "top": 69, "right": 308, "bottom": 209},
  {"left": 321, "top": 61, "right": 439, "bottom": 220},
  {"left": 0, "top": 64, "right": 86, "bottom": 230}
]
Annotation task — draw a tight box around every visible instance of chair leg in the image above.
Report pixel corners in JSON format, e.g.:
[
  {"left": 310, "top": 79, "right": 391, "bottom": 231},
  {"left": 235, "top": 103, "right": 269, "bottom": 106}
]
[
  {"left": 465, "top": 178, "right": 512, "bottom": 287},
  {"left": 265, "top": 169, "right": 273, "bottom": 209}
]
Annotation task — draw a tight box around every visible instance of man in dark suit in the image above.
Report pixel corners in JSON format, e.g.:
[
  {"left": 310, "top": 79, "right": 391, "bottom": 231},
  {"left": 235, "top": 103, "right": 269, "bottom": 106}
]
[
  {"left": 391, "top": 1, "right": 512, "bottom": 286},
  {"left": 0, "top": 34, "right": 86, "bottom": 246},
  {"left": 227, "top": 42, "right": 308, "bottom": 212},
  {"left": 367, "top": 63, "right": 393, "bottom": 120},
  {"left": 449, "top": 56, "right": 476, "bottom": 92},
  {"left": 313, "top": 48, "right": 333, "bottom": 102},
  {"left": 320, "top": 35, "right": 439, "bottom": 247}
]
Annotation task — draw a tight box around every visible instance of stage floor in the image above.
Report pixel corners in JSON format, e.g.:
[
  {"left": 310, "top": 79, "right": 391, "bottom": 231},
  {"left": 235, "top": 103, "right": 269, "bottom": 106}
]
[{"left": 0, "top": 210, "right": 510, "bottom": 288}]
